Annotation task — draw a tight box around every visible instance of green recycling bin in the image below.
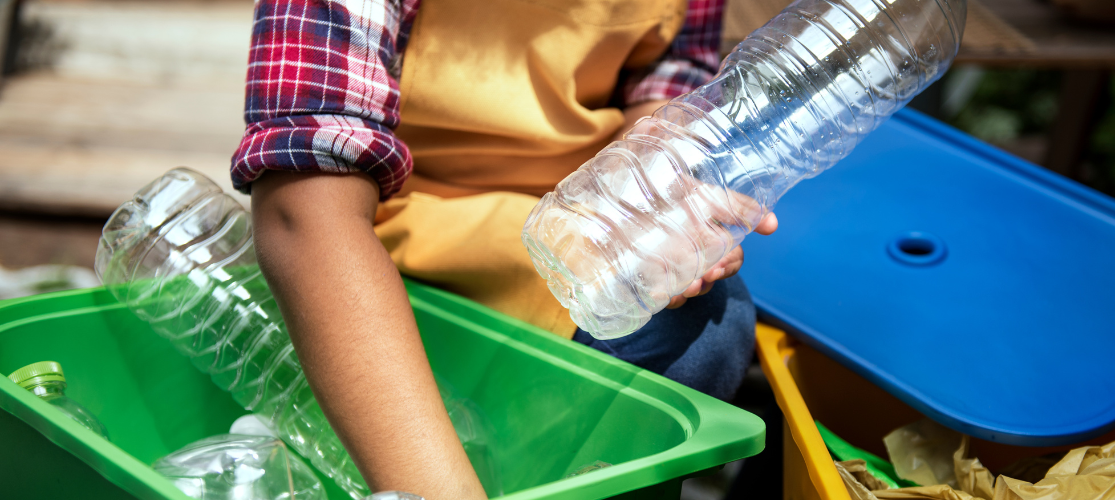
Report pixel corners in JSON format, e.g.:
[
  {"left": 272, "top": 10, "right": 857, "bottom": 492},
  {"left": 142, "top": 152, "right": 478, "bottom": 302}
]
[{"left": 0, "top": 278, "right": 764, "bottom": 500}]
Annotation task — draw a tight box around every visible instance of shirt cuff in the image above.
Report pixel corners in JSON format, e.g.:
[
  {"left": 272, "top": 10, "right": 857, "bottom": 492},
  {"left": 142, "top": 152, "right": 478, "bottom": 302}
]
[
  {"left": 623, "top": 58, "right": 717, "bottom": 106},
  {"left": 230, "top": 114, "right": 412, "bottom": 201}
]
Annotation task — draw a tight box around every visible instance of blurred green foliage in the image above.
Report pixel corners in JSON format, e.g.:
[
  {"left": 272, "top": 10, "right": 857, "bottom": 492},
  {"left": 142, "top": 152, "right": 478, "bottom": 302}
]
[
  {"left": 1087, "top": 80, "right": 1115, "bottom": 196},
  {"left": 945, "top": 69, "right": 1115, "bottom": 197},
  {"left": 948, "top": 70, "right": 1060, "bottom": 143}
]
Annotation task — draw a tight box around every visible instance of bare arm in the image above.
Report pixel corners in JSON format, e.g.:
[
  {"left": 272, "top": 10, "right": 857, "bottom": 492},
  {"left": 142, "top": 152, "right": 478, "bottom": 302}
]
[{"left": 251, "top": 171, "right": 486, "bottom": 500}]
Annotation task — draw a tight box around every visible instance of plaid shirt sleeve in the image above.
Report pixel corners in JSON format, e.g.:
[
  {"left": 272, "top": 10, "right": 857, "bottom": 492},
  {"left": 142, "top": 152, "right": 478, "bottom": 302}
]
[
  {"left": 622, "top": 0, "right": 725, "bottom": 106},
  {"left": 230, "top": 0, "right": 421, "bottom": 200}
]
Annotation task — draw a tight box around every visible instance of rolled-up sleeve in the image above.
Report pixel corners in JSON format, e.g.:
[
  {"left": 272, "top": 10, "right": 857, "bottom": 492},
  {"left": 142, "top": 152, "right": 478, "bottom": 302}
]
[
  {"left": 621, "top": 0, "right": 724, "bottom": 106},
  {"left": 231, "top": 0, "right": 421, "bottom": 200}
]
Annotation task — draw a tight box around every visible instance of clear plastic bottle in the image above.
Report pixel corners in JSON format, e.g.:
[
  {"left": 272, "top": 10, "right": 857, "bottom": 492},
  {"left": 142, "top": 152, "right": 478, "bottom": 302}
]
[
  {"left": 153, "top": 434, "right": 327, "bottom": 500},
  {"left": 365, "top": 493, "right": 425, "bottom": 500},
  {"left": 8, "top": 361, "right": 110, "bottom": 439},
  {"left": 95, "top": 168, "right": 500, "bottom": 499},
  {"left": 522, "top": 0, "right": 967, "bottom": 339}
]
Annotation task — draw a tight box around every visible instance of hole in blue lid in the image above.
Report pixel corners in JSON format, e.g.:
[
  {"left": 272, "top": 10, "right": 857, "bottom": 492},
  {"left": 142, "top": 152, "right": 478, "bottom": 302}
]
[{"left": 888, "top": 232, "right": 947, "bottom": 266}]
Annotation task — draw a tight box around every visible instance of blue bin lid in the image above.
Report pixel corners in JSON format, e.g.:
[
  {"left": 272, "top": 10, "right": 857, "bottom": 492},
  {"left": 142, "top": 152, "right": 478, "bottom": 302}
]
[{"left": 738, "top": 110, "right": 1115, "bottom": 447}]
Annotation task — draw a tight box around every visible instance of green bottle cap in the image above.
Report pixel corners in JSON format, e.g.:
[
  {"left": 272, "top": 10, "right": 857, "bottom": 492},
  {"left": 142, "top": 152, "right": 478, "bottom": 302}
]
[{"left": 8, "top": 361, "right": 66, "bottom": 390}]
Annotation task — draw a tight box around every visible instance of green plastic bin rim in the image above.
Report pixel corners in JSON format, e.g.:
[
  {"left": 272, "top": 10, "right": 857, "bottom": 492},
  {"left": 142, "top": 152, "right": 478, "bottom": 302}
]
[{"left": 0, "top": 280, "right": 765, "bottom": 500}]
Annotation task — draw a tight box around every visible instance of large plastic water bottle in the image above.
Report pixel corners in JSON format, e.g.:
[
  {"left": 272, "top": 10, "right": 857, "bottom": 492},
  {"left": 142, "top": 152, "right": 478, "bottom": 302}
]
[
  {"left": 8, "top": 361, "right": 110, "bottom": 439},
  {"left": 153, "top": 434, "right": 327, "bottom": 500},
  {"left": 522, "top": 0, "right": 967, "bottom": 339},
  {"left": 95, "top": 168, "right": 500, "bottom": 499}
]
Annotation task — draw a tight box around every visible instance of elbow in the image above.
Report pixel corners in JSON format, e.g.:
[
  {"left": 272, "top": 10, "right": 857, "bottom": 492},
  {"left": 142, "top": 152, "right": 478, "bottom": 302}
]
[{"left": 248, "top": 171, "right": 382, "bottom": 275}]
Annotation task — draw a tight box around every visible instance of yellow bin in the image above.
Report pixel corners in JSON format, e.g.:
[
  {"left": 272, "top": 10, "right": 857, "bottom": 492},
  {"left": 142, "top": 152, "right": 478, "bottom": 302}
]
[{"left": 755, "top": 324, "right": 1115, "bottom": 500}]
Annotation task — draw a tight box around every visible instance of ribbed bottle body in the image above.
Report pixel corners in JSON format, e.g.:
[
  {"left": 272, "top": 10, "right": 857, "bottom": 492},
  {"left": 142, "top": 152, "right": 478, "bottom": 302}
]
[
  {"left": 95, "top": 168, "right": 372, "bottom": 499},
  {"left": 34, "top": 383, "right": 112, "bottom": 439},
  {"left": 96, "top": 168, "right": 502, "bottom": 499},
  {"left": 152, "top": 434, "right": 327, "bottom": 500},
  {"left": 523, "top": 0, "right": 965, "bottom": 339}
]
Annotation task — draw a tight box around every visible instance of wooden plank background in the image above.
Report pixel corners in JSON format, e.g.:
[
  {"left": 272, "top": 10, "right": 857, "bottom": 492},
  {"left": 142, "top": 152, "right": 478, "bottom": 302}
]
[
  {"left": 0, "top": 0, "right": 253, "bottom": 217},
  {"left": 3, "top": 0, "right": 1111, "bottom": 218}
]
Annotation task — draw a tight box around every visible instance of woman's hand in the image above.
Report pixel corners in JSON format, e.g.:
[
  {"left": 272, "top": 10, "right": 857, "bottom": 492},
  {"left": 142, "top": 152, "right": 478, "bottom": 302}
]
[
  {"left": 614, "top": 99, "right": 781, "bottom": 310},
  {"left": 666, "top": 212, "right": 779, "bottom": 309}
]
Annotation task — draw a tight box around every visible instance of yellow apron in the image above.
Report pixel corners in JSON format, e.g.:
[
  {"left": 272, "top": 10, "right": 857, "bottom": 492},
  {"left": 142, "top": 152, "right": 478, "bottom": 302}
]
[{"left": 376, "top": 0, "right": 688, "bottom": 337}]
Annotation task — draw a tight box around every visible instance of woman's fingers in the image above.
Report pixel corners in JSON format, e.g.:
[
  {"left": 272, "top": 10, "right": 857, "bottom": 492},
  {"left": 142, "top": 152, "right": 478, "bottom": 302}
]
[
  {"left": 755, "top": 212, "right": 778, "bottom": 235},
  {"left": 665, "top": 212, "right": 776, "bottom": 310},
  {"left": 697, "top": 277, "right": 716, "bottom": 296},
  {"left": 666, "top": 276, "right": 706, "bottom": 309},
  {"left": 705, "top": 246, "right": 744, "bottom": 281}
]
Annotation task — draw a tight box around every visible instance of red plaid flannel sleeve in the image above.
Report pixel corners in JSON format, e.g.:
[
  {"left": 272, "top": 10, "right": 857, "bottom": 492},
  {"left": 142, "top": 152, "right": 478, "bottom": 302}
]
[
  {"left": 622, "top": 0, "right": 725, "bottom": 106},
  {"left": 230, "top": 0, "right": 420, "bottom": 200}
]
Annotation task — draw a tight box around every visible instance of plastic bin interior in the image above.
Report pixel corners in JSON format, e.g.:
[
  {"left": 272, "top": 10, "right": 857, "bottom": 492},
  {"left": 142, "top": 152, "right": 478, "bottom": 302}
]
[
  {"left": 738, "top": 109, "right": 1115, "bottom": 447},
  {"left": 0, "top": 280, "right": 764, "bottom": 500},
  {"left": 758, "top": 323, "right": 1115, "bottom": 500},
  {"left": 755, "top": 324, "right": 1115, "bottom": 500}
]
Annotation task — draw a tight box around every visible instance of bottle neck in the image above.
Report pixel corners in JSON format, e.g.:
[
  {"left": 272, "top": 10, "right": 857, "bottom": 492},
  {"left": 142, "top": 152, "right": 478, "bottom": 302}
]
[{"left": 26, "top": 380, "right": 67, "bottom": 399}]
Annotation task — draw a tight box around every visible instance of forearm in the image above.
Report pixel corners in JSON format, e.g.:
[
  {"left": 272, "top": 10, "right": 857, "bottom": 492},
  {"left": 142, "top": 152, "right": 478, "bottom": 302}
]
[{"left": 251, "top": 172, "right": 485, "bottom": 499}]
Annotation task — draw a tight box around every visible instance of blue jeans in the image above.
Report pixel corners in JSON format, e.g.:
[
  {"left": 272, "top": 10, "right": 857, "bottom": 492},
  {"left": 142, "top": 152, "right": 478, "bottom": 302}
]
[{"left": 572, "top": 276, "right": 756, "bottom": 401}]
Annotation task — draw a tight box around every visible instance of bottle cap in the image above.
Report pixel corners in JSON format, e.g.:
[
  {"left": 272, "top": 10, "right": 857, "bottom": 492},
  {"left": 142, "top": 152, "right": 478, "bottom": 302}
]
[{"left": 7, "top": 361, "right": 66, "bottom": 390}]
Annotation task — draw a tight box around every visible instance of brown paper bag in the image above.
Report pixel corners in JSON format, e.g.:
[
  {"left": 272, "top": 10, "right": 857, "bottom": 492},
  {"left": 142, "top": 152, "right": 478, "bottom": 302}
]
[{"left": 836, "top": 421, "right": 1115, "bottom": 500}]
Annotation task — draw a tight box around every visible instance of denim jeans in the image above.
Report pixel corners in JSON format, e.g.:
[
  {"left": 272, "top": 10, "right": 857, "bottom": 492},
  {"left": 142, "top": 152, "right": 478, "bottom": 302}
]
[{"left": 572, "top": 276, "right": 756, "bottom": 401}]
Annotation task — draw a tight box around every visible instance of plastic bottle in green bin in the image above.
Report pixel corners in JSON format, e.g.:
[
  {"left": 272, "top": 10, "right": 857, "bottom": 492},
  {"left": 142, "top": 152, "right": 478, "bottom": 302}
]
[
  {"left": 95, "top": 168, "right": 500, "bottom": 499},
  {"left": 8, "top": 361, "right": 110, "bottom": 440}
]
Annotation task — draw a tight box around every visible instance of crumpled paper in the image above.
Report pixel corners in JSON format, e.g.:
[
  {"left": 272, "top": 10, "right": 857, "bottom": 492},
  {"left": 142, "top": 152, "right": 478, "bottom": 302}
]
[
  {"left": 838, "top": 420, "right": 1115, "bottom": 500},
  {"left": 994, "top": 442, "right": 1115, "bottom": 500},
  {"left": 884, "top": 419, "right": 964, "bottom": 488},
  {"left": 953, "top": 433, "right": 994, "bottom": 500},
  {"left": 836, "top": 460, "right": 895, "bottom": 500}
]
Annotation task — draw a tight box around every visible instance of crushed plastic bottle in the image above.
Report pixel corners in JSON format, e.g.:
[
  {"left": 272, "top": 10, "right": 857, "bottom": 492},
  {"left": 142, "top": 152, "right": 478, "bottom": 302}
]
[
  {"left": 365, "top": 493, "right": 424, "bottom": 500},
  {"left": 438, "top": 377, "right": 500, "bottom": 494},
  {"left": 8, "top": 361, "right": 110, "bottom": 439},
  {"left": 522, "top": 0, "right": 967, "bottom": 339},
  {"left": 153, "top": 434, "right": 326, "bottom": 500},
  {"left": 565, "top": 460, "right": 613, "bottom": 478},
  {"left": 95, "top": 168, "right": 501, "bottom": 499}
]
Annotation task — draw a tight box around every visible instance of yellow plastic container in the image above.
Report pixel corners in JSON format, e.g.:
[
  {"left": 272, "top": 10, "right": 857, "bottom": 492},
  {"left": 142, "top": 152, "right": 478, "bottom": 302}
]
[{"left": 755, "top": 323, "right": 1115, "bottom": 500}]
